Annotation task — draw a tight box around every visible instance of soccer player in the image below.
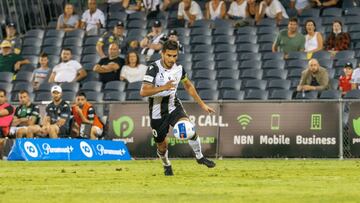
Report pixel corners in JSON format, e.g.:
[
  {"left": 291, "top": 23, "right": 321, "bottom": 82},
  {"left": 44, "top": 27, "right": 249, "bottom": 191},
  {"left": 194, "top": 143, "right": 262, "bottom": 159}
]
[
  {"left": 10, "top": 90, "right": 40, "bottom": 138},
  {"left": 140, "top": 40, "right": 216, "bottom": 176}
]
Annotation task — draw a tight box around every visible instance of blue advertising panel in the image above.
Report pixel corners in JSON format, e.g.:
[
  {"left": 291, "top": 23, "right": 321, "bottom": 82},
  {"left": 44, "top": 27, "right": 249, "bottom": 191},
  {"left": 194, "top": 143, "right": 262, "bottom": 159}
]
[{"left": 7, "top": 138, "right": 131, "bottom": 161}]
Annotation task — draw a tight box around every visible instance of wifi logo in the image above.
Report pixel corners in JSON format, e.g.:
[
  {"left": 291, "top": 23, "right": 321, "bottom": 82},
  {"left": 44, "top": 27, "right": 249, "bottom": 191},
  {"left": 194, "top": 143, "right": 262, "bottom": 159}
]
[{"left": 237, "top": 114, "right": 252, "bottom": 130}]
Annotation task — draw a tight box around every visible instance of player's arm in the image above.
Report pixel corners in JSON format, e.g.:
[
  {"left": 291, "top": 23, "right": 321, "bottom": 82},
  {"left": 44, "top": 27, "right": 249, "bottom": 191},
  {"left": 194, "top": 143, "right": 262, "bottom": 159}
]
[
  {"left": 11, "top": 116, "right": 22, "bottom": 126},
  {"left": 74, "top": 106, "right": 92, "bottom": 124},
  {"left": 182, "top": 78, "right": 215, "bottom": 114},
  {"left": 140, "top": 81, "right": 175, "bottom": 97},
  {"left": 28, "top": 105, "right": 40, "bottom": 126},
  {"left": 56, "top": 104, "right": 71, "bottom": 127},
  {"left": 0, "top": 106, "right": 13, "bottom": 116}
]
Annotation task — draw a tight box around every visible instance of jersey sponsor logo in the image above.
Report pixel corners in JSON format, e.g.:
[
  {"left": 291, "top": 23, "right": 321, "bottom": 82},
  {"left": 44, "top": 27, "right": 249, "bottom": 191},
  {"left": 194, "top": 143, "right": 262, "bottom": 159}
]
[{"left": 144, "top": 75, "right": 154, "bottom": 83}]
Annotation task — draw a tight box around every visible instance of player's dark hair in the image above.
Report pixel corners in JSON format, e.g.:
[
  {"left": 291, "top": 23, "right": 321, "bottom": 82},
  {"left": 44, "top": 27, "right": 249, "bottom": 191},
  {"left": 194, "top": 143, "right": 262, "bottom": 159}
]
[
  {"left": 0, "top": 89, "right": 6, "bottom": 96},
  {"left": 125, "top": 51, "right": 139, "bottom": 66},
  {"left": 76, "top": 92, "right": 87, "bottom": 98},
  {"left": 62, "top": 48, "right": 72, "bottom": 53},
  {"left": 289, "top": 17, "right": 298, "bottom": 24},
  {"left": 18, "top": 90, "right": 29, "bottom": 95},
  {"left": 39, "top": 52, "right": 48, "bottom": 58},
  {"left": 162, "top": 40, "right": 179, "bottom": 52}
]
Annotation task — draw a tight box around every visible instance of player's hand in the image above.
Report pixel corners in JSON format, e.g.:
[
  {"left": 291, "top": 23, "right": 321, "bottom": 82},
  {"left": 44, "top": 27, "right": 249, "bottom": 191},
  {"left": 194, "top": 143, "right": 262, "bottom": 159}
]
[
  {"left": 201, "top": 104, "right": 216, "bottom": 114},
  {"left": 14, "top": 62, "right": 21, "bottom": 71},
  {"left": 163, "top": 80, "right": 176, "bottom": 91}
]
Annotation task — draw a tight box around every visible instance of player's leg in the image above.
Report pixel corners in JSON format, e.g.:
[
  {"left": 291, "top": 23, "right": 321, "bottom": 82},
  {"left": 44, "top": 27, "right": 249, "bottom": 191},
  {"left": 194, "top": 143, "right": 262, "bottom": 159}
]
[
  {"left": 90, "top": 126, "right": 102, "bottom": 140},
  {"left": 151, "top": 118, "right": 173, "bottom": 176},
  {"left": 48, "top": 125, "right": 59, "bottom": 138}
]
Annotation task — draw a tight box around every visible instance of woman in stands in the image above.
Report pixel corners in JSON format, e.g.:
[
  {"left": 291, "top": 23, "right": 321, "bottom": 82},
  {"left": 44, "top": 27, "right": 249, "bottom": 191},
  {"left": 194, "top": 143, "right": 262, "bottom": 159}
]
[
  {"left": 325, "top": 20, "right": 351, "bottom": 57},
  {"left": 304, "top": 19, "right": 324, "bottom": 59},
  {"left": 205, "top": 0, "right": 227, "bottom": 20},
  {"left": 56, "top": 3, "right": 80, "bottom": 32},
  {"left": 120, "top": 51, "right": 148, "bottom": 83}
]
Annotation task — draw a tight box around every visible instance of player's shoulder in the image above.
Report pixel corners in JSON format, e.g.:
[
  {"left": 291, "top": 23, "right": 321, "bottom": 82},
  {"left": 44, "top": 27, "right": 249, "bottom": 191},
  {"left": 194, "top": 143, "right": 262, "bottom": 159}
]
[{"left": 148, "top": 61, "right": 160, "bottom": 72}]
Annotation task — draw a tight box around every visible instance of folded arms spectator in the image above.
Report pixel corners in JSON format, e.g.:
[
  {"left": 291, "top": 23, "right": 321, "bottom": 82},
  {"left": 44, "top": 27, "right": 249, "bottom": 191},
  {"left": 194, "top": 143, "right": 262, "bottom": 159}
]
[{"left": 57, "top": 3, "right": 80, "bottom": 32}]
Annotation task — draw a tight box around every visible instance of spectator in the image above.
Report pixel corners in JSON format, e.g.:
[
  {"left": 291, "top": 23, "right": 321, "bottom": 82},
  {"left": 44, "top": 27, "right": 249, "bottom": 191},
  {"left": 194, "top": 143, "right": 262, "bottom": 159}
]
[
  {"left": 32, "top": 53, "right": 51, "bottom": 90},
  {"left": 143, "top": 0, "right": 171, "bottom": 18},
  {"left": 120, "top": 51, "right": 148, "bottom": 83},
  {"left": 178, "top": 0, "right": 203, "bottom": 26},
  {"left": 272, "top": 18, "right": 305, "bottom": 59},
  {"left": 162, "top": 29, "right": 185, "bottom": 54},
  {"left": 297, "top": 58, "right": 329, "bottom": 91},
  {"left": 71, "top": 92, "right": 104, "bottom": 140},
  {"left": 140, "top": 20, "right": 165, "bottom": 61},
  {"left": 311, "top": 0, "right": 341, "bottom": 8},
  {"left": 247, "top": 0, "right": 259, "bottom": 19},
  {"left": 4, "top": 22, "right": 22, "bottom": 54},
  {"left": 93, "top": 43, "right": 125, "bottom": 84},
  {"left": 205, "top": 0, "right": 227, "bottom": 20},
  {"left": 96, "top": 21, "right": 126, "bottom": 58},
  {"left": 10, "top": 90, "right": 40, "bottom": 138},
  {"left": 122, "top": 0, "right": 142, "bottom": 14},
  {"left": 81, "top": 0, "right": 106, "bottom": 35},
  {"left": 304, "top": 19, "right": 324, "bottom": 59},
  {"left": 27, "top": 86, "right": 71, "bottom": 138},
  {"left": 325, "top": 20, "right": 351, "bottom": 57},
  {"left": 227, "top": 0, "right": 248, "bottom": 19},
  {"left": 48, "top": 48, "right": 87, "bottom": 83},
  {"left": 57, "top": 3, "right": 80, "bottom": 32},
  {"left": 290, "top": 0, "right": 312, "bottom": 15},
  {"left": 123, "top": 39, "right": 142, "bottom": 55},
  {"left": 0, "top": 89, "right": 14, "bottom": 138},
  {"left": 0, "top": 40, "right": 30, "bottom": 73},
  {"left": 339, "top": 62, "right": 353, "bottom": 95},
  {"left": 256, "top": 0, "right": 288, "bottom": 25},
  {"left": 351, "top": 63, "right": 360, "bottom": 90}
]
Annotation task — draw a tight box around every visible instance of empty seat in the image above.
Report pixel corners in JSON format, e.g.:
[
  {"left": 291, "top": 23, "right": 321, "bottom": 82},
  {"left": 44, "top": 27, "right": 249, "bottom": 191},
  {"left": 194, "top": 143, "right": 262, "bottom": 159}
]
[
  {"left": 22, "top": 38, "right": 42, "bottom": 47},
  {"left": 257, "top": 26, "right": 278, "bottom": 35},
  {"left": 318, "top": 59, "right": 333, "bottom": 69},
  {"left": 312, "top": 51, "right": 332, "bottom": 60},
  {"left": 81, "top": 72, "right": 99, "bottom": 83},
  {"left": 127, "top": 91, "right": 145, "bottom": 101},
  {"left": 103, "top": 91, "right": 126, "bottom": 101},
  {"left": 81, "top": 81, "right": 102, "bottom": 92},
  {"left": 82, "top": 91, "right": 103, "bottom": 102},
  {"left": 322, "top": 8, "right": 343, "bottom": 17},
  {"left": 287, "top": 69, "right": 303, "bottom": 79},
  {"left": 267, "top": 79, "right": 291, "bottom": 90},
  {"left": 13, "top": 72, "right": 33, "bottom": 82},
  {"left": 244, "top": 89, "right": 268, "bottom": 100},
  {"left": 262, "top": 60, "right": 286, "bottom": 69},
  {"left": 81, "top": 54, "right": 101, "bottom": 64},
  {"left": 216, "top": 61, "right": 239, "bottom": 70},
  {"left": 42, "top": 37, "right": 63, "bottom": 47},
  {"left": 244, "top": 79, "right": 267, "bottom": 90},
  {"left": 238, "top": 53, "right": 262, "bottom": 61},
  {"left": 127, "top": 81, "right": 143, "bottom": 91},
  {"left": 24, "top": 29, "right": 45, "bottom": 39},
  {"left": 42, "top": 46, "right": 62, "bottom": 56},
  {"left": 295, "top": 91, "right": 319, "bottom": 99},
  {"left": 84, "top": 36, "right": 100, "bottom": 46},
  {"left": 236, "top": 44, "right": 259, "bottom": 53},
  {"left": 215, "top": 52, "right": 237, "bottom": 61},
  {"left": 176, "top": 90, "right": 193, "bottom": 101},
  {"left": 268, "top": 89, "right": 293, "bottom": 100},
  {"left": 214, "top": 35, "right": 235, "bottom": 44},
  {"left": 65, "top": 29, "right": 85, "bottom": 39},
  {"left": 190, "top": 28, "right": 212, "bottom": 36},
  {"left": 262, "top": 52, "right": 284, "bottom": 60},
  {"left": 219, "top": 79, "right": 242, "bottom": 90},
  {"left": 259, "top": 43, "right": 273, "bottom": 53},
  {"left": 198, "top": 90, "right": 219, "bottom": 100},
  {"left": 190, "top": 36, "right": 212, "bottom": 45},
  {"left": 62, "top": 91, "right": 76, "bottom": 101},
  {"left": 239, "top": 60, "right": 261, "bottom": 70},
  {"left": 257, "top": 18, "right": 277, "bottom": 27},
  {"left": 193, "top": 70, "right": 217, "bottom": 80},
  {"left": 319, "top": 90, "right": 341, "bottom": 99},
  {"left": 193, "top": 53, "right": 214, "bottom": 61},
  {"left": 236, "top": 27, "right": 257, "bottom": 35},
  {"left": 0, "top": 83, "right": 13, "bottom": 94},
  {"left": 35, "top": 92, "right": 52, "bottom": 101},
  {"left": 286, "top": 59, "right": 308, "bottom": 69},
  {"left": 221, "top": 90, "right": 244, "bottom": 100},
  {"left": 60, "top": 82, "right": 80, "bottom": 92},
  {"left": 104, "top": 81, "right": 126, "bottom": 92},
  {"left": 63, "top": 38, "right": 83, "bottom": 47},
  {"left": 128, "top": 12, "right": 146, "bottom": 20},
  {"left": 127, "top": 20, "right": 147, "bottom": 29},
  {"left": 193, "top": 61, "right": 215, "bottom": 70},
  {"left": 287, "top": 51, "right": 307, "bottom": 60},
  {"left": 21, "top": 46, "right": 41, "bottom": 56},
  {"left": 235, "top": 35, "right": 257, "bottom": 44},
  {"left": 344, "top": 90, "right": 360, "bottom": 99},
  {"left": 217, "top": 69, "right": 240, "bottom": 79},
  {"left": 191, "top": 19, "right": 213, "bottom": 28},
  {"left": 12, "top": 82, "right": 33, "bottom": 93},
  {"left": 213, "top": 27, "right": 234, "bottom": 36},
  {"left": 0, "top": 72, "right": 14, "bottom": 83},
  {"left": 195, "top": 80, "right": 218, "bottom": 90},
  {"left": 191, "top": 44, "right": 214, "bottom": 53},
  {"left": 263, "top": 69, "right": 288, "bottom": 80},
  {"left": 334, "top": 50, "right": 355, "bottom": 60},
  {"left": 240, "top": 69, "right": 263, "bottom": 80},
  {"left": 299, "top": 8, "right": 320, "bottom": 18},
  {"left": 45, "top": 30, "right": 65, "bottom": 38}
]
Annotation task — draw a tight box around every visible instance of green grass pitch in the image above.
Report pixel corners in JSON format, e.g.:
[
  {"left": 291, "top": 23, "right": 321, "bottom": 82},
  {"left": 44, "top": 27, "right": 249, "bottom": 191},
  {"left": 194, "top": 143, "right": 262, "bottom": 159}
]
[{"left": 1, "top": 159, "right": 360, "bottom": 203}]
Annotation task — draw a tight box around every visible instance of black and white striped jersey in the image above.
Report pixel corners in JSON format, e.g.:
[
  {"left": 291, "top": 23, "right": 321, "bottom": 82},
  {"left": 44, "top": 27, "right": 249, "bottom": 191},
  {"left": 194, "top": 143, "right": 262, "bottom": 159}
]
[{"left": 143, "top": 59, "right": 188, "bottom": 119}]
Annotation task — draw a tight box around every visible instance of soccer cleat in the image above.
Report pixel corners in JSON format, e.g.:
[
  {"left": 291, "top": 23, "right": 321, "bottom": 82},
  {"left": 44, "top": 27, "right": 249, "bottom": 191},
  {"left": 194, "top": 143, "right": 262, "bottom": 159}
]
[
  {"left": 164, "top": 165, "right": 174, "bottom": 176},
  {"left": 196, "top": 157, "right": 216, "bottom": 168}
]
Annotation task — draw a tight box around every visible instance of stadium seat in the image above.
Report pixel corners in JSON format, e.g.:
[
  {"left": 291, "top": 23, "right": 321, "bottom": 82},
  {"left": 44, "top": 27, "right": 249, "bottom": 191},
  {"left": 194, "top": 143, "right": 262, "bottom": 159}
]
[
  {"left": 103, "top": 91, "right": 126, "bottom": 101},
  {"left": 239, "top": 60, "right": 262, "bottom": 70},
  {"left": 193, "top": 61, "right": 215, "bottom": 70},
  {"left": 335, "top": 59, "right": 358, "bottom": 69},
  {"left": 45, "top": 30, "right": 65, "bottom": 39},
  {"left": 334, "top": 50, "right": 355, "bottom": 60},
  {"left": 83, "top": 91, "right": 103, "bottom": 102},
  {"left": 42, "top": 46, "right": 62, "bottom": 55},
  {"left": 0, "top": 72, "right": 14, "bottom": 83},
  {"left": 257, "top": 34, "right": 277, "bottom": 44},
  {"left": 243, "top": 79, "right": 267, "bottom": 90},
  {"left": 13, "top": 72, "right": 33, "bottom": 83},
  {"left": 191, "top": 19, "right": 213, "bottom": 28},
  {"left": 62, "top": 91, "right": 76, "bottom": 101},
  {"left": 214, "top": 45, "right": 236, "bottom": 54},
  {"left": 193, "top": 70, "right": 217, "bottom": 80},
  {"left": 191, "top": 45, "right": 214, "bottom": 53},
  {"left": 312, "top": 51, "right": 332, "bottom": 60},
  {"left": 299, "top": 8, "right": 320, "bottom": 18},
  {"left": 263, "top": 69, "right": 288, "bottom": 80},
  {"left": 104, "top": 81, "right": 126, "bottom": 92},
  {"left": 198, "top": 90, "right": 219, "bottom": 100},
  {"left": 24, "top": 29, "right": 45, "bottom": 39},
  {"left": 344, "top": 7, "right": 360, "bottom": 16},
  {"left": 81, "top": 81, "right": 102, "bottom": 92},
  {"left": 257, "top": 18, "right": 277, "bottom": 27},
  {"left": 213, "top": 27, "right": 234, "bottom": 36},
  {"left": 286, "top": 59, "right": 308, "bottom": 69},
  {"left": 0, "top": 83, "right": 13, "bottom": 94},
  {"left": 344, "top": 90, "right": 360, "bottom": 99},
  {"left": 319, "top": 90, "right": 341, "bottom": 99},
  {"left": 240, "top": 69, "right": 263, "bottom": 80},
  {"left": 81, "top": 72, "right": 99, "bottom": 83},
  {"left": 318, "top": 59, "right": 333, "bottom": 69},
  {"left": 60, "top": 82, "right": 80, "bottom": 92},
  {"left": 128, "top": 12, "right": 147, "bottom": 20},
  {"left": 235, "top": 35, "right": 257, "bottom": 44},
  {"left": 257, "top": 26, "right": 278, "bottom": 35},
  {"left": 262, "top": 60, "right": 286, "bottom": 70},
  {"left": 193, "top": 53, "right": 214, "bottom": 61},
  {"left": 176, "top": 90, "right": 193, "bottom": 101},
  {"left": 127, "top": 81, "right": 143, "bottom": 91},
  {"left": 215, "top": 53, "right": 237, "bottom": 61},
  {"left": 36, "top": 83, "right": 54, "bottom": 93},
  {"left": 268, "top": 89, "right": 293, "bottom": 100},
  {"left": 236, "top": 44, "right": 259, "bottom": 53},
  {"left": 12, "top": 82, "right": 33, "bottom": 93},
  {"left": 221, "top": 90, "right": 244, "bottom": 100},
  {"left": 63, "top": 38, "right": 83, "bottom": 47},
  {"left": 219, "top": 79, "right": 242, "bottom": 90},
  {"left": 287, "top": 69, "right": 303, "bottom": 80},
  {"left": 21, "top": 46, "right": 41, "bottom": 56},
  {"left": 190, "top": 28, "right": 212, "bottom": 36},
  {"left": 190, "top": 36, "right": 212, "bottom": 45},
  {"left": 217, "top": 69, "right": 240, "bottom": 79},
  {"left": 267, "top": 79, "right": 291, "bottom": 90},
  {"left": 287, "top": 52, "right": 307, "bottom": 60},
  {"left": 35, "top": 92, "right": 52, "bottom": 101},
  {"left": 244, "top": 89, "right": 268, "bottom": 100},
  {"left": 195, "top": 80, "right": 218, "bottom": 90},
  {"left": 262, "top": 52, "right": 284, "bottom": 61},
  {"left": 127, "top": 20, "right": 147, "bottom": 29},
  {"left": 22, "top": 38, "right": 42, "bottom": 47},
  {"left": 175, "top": 28, "right": 190, "bottom": 37},
  {"left": 81, "top": 54, "right": 101, "bottom": 64},
  {"left": 127, "top": 91, "right": 145, "bottom": 101},
  {"left": 259, "top": 43, "right": 273, "bottom": 53},
  {"left": 65, "top": 29, "right": 85, "bottom": 39},
  {"left": 295, "top": 91, "right": 319, "bottom": 99},
  {"left": 239, "top": 53, "right": 262, "bottom": 61},
  {"left": 214, "top": 35, "right": 235, "bottom": 44},
  {"left": 178, "top": 54, "right": 192, "bottom": 62},
  {"left": 42, "top": 37, "right": 63, "bottom": 47},
  {"left": 236, "top": 27, "right": 257, "bottom": 35}
]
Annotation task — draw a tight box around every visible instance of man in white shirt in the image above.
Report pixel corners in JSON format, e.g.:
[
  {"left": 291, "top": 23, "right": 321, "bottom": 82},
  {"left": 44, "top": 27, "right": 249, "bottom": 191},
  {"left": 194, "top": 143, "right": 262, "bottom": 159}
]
[
  {"left": 48, "top": 48, "right": 87, "bottom": 83},
  {"left": 256, "top": 0, "right": 288, "bottom": 25},
  {"left": 81, "top": 0, "right": 106, "bottom": 35},
  {"left": 140, "top": 20, "right": 166, "bottom": 61},
  {"left": 178, "top": 0, "right": 203, "bottom": 26},
  {"left": 290, "top": 0, "right": 311, "bottom": 14}
]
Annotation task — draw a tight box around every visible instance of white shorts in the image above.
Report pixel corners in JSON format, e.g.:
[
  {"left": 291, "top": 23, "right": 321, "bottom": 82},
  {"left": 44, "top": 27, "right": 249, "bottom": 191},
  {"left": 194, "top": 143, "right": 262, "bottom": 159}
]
[
  {"left": 93, "top": 126, "right": 103, "bottom": 137},
  {"left": 9, "top": 126, "right": 27, "bottom": 135}
]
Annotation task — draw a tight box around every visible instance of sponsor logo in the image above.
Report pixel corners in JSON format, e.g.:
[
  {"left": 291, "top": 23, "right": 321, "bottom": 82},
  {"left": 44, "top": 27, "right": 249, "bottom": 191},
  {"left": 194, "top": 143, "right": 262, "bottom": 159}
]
[
  {"left": 80, "top": 141, "right": 93, "bottom": 158},
  {"left": 24, "top": 141, "right": 38, "bottom": 158},
  {"left": 237, "top": 114, "right": 252, "bottom": 130},
  {"left": 353, "top": 117, "right": 360, "bottom": 136},
  {"left": 113, "top": 116, "right": 134, "bottom": 138},
  {"left": 96, "top": 144, "right": 126, "bottom": 156},
  {"left": 41, "top": 143, "right": 74, "bottom": 155}
]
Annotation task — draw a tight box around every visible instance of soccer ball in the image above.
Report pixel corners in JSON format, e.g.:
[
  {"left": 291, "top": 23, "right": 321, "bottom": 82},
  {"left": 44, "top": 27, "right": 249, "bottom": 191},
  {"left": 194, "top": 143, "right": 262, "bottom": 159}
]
[{"left": 173, "top": 120, "right": 195, "bottom": 140}]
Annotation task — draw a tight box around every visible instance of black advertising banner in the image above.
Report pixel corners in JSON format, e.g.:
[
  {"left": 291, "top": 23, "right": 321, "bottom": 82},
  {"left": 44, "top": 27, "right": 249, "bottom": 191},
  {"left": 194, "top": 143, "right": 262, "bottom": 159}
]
[
  {"left": 108, "top": 103, "right": 219, "bottom": 158},
  {"left": 347, "top": 103, "right": 360, "bottom": 157},
  {"left": 219, "top": 103, "right": 339, "bottom": 158}
]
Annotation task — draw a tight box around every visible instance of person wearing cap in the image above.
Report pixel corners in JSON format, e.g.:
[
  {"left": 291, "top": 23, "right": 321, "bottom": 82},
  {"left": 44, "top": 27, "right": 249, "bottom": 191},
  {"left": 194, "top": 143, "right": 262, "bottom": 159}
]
[
  {"left": 178, "top": 0, "right": 203, "bottom": 26},
  {"left": 27, "top": 85, "right": 71, "bottom": 138},
  {"left": 339, "top": 62, "right": 353, "bottom": 95},
  {"left": 57, "top": 3, "right": 80, "bottom": 32},
  {"left": 96, "top": 21, "right": 126, "bottom": 58},
  {"left": 93, "top": 43, "right": 125, "bottom": 84},
  {"left": 48, "top": 48, "right": 87, "bottom": 83},
  {"left": 0, "top": 40, "right": 30, "bottom": 73},
  {"left": 4, "top": 22, "right": 22, "bottom": 54},
  {"left": 162, "top": 29, "right": 185, "bottom": 54},
  {"left": 81, "top": 0, "right": 106, "bottom": 35},
  {"left": 297, "top": 58, "right": 329, "bottom": 92},
  {"left": 140, "top": 20, "right": 166, "bottom": 61},
  {"left": 71, "top": 92, "right": 104, "bottom": 139},
  {"left": 10, "top": 90, "right": 40, "bottom": 138}
]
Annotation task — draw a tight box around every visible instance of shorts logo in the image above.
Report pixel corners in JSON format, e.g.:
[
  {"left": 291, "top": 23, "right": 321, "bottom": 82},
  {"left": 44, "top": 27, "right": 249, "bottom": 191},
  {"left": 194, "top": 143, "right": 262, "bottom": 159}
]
[
  {"left": 24, "top": 141, "right": 38, "bottom": 158},
  {"left": 80, "top": 141, "right": 93, "bottom": 158},
  {"left": 152, "top": 129, "right": 158, "bottom": 137}
]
